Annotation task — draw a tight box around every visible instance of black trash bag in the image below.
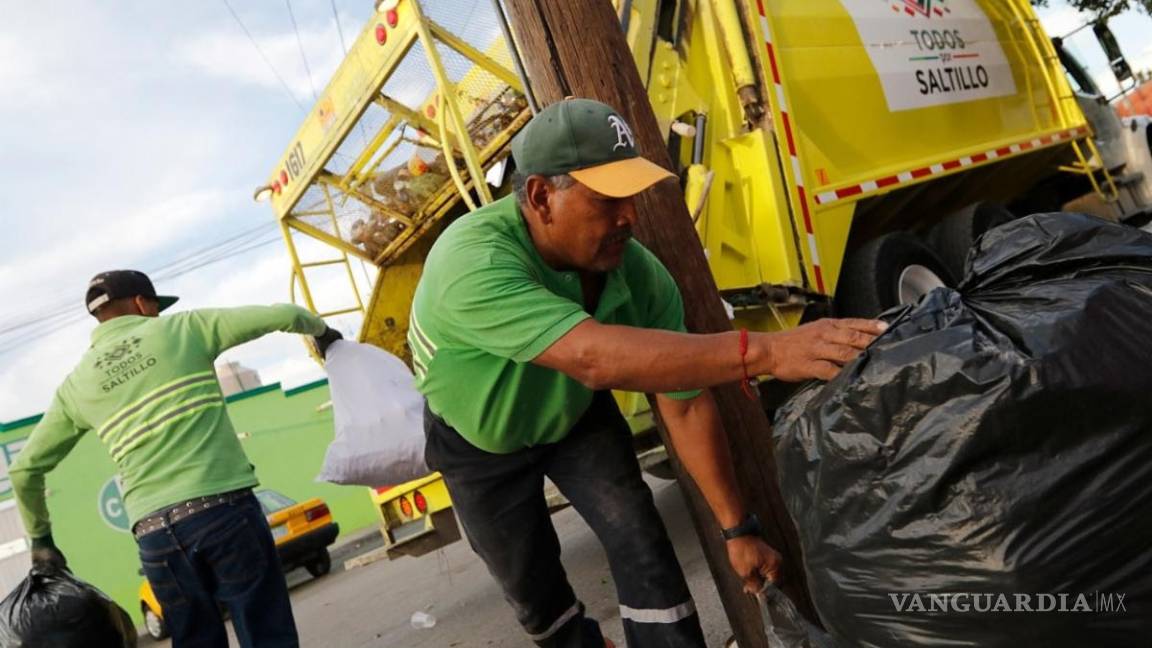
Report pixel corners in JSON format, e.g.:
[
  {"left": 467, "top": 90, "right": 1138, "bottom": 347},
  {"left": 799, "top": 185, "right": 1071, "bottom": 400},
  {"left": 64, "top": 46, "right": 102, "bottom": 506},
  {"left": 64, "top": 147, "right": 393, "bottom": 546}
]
[
  {"left": 0, "top": 567, "right": 137, "bottom": 648},
  {"left": 773, "top": 213, "right": 1152, "bottom": 648}
]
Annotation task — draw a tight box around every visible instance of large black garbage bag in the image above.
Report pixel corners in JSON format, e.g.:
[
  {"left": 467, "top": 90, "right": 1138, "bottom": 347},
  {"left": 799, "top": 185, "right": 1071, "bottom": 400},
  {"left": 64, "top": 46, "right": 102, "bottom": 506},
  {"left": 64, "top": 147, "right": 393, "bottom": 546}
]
[
  {"left": 0, "top": 568, "right": 136, "bottom": 648},
  {"left": 774, "top": 213, "right": 1152, "bottom": 647}
]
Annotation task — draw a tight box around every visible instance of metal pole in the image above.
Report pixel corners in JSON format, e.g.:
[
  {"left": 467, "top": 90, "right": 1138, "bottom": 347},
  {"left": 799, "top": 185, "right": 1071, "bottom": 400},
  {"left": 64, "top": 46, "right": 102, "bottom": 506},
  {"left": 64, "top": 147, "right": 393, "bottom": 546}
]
[
  {"left": 692, "top": 114, "right": 708, "bottom": 165},
  {"left": 491, "top": 0, "right": 539, "bottom": 114},
  {"left": 620, "top": 0, "right": 634, "bottom": 37}
]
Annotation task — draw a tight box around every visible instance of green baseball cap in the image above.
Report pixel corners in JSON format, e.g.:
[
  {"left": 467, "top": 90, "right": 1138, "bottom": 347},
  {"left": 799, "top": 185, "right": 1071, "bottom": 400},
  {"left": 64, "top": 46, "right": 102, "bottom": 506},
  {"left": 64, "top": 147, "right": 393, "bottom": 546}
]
[{"left": 511, "top": 97, "right": 675, "bottom": 198}]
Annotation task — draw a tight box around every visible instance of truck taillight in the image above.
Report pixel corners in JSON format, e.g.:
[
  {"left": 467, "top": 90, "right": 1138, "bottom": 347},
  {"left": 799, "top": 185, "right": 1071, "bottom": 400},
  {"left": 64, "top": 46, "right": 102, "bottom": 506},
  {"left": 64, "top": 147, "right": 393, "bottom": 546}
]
[
  {"left": 413, "top": 490, "right": 427, "bottom": 514},
  {"left": 386, "top": 8, "right": 398, "bottom": 27},
  {"left": 399, "top": 496, "right": 413, "bottom": 518},
  {"left": 375, "top": 24, "right": 387, "bottom": 45},
  {"left": 305, "top": 504, "right": 330, "bottom": 522}
]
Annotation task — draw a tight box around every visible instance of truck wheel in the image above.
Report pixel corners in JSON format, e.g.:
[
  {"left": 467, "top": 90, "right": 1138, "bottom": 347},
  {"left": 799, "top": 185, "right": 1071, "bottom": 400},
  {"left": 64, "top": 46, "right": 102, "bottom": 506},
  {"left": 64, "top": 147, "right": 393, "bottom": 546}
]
[
  {"left": 306, "top": 550, "right": 332, "bottom": 578},
  {"left": 143, "top": 604, "right": 169, "bottom": 640},
  {"left": 926, "top": 202, "right": 1015, "bottom": 280},
  {"left": 834, "top": 232, "right": 954, "bottom": 318}
]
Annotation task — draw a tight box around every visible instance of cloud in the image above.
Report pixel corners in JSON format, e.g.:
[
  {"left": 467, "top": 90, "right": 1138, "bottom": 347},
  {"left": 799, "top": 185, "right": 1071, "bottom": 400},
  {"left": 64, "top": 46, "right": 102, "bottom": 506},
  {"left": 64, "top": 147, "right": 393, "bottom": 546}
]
[
  {"left": 0, "top": 320, "right": 94, "bottom": 421},
  {"left": 174, "top": 13, "right": 355, "bottom": 105},
  {"left": 0, "top": 3, "right": 393, "bottom": 422},
  {"left": 2, "top": 189, "right": 237, "bottom": 308},
  {"left": 0, "top": 238, "right": 368, "bottom": 421},
  {"left": 0, "top": 6, "right": 125, "bottom": 112},
  {"left": 1133, "top": 43, "right": 1152, "bottom": 75},
  {"left": 1037, "top": 5, "right": 1086, "bottom": 37}
]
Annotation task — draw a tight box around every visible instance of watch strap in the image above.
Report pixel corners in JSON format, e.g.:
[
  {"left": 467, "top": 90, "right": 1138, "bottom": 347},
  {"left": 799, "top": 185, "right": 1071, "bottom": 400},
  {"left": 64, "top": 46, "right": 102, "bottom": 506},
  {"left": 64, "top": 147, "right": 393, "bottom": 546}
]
[{"left": 721, "top": 513, "right": 762, "bottom": 540}]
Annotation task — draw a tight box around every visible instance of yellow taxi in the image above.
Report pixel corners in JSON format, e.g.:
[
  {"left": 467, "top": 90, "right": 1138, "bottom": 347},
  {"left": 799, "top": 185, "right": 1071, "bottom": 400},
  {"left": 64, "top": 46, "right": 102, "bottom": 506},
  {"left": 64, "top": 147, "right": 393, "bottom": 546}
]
[{"left": 139, "top": 489, "right": 339, "bottom": 640}]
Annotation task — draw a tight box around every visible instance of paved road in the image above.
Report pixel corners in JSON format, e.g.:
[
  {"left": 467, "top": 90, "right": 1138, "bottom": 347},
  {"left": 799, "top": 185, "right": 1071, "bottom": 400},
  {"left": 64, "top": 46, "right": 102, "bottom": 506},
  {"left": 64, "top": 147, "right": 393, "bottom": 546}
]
[{"left": 142, "top": 477, "right": 736, "bottom": 647}]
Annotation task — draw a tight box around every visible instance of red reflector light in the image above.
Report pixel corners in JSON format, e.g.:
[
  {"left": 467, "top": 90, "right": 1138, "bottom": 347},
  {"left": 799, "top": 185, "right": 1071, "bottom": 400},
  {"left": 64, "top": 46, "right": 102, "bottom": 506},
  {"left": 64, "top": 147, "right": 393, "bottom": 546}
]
[
  {"left": 272, "top": 181, "right": 282, "bottom": 194},
  {"left": 305, "top": 504, "right": 330, "bottom": 522},
  {"left": 386, "top": 9, "right": 399, "bottom": 27},
  {"left": 374, "top": 485, "right": 394, "bottom": 495},
  {"left": 399, "top": 496, "right": 413, "bottom": 518},
  {"left": 375, "top": 24, "right": 387, "bottom": 45},
  {"left": 279, "top": 170, "right": 289, "bottom": 185},
  {"left": 425, "top": 104, "right": 436, "bottom": 118},
  {"left": 413, "top": 490, "right": 427, "bottom": 513}
]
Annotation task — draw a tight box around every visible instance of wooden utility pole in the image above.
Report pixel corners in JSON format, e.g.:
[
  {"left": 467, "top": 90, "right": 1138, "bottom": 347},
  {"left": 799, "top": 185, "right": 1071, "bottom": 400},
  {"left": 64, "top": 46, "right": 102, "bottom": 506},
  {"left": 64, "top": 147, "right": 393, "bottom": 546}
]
[{"left": 499, "top": 1, "right": 815, "bottom": 646}]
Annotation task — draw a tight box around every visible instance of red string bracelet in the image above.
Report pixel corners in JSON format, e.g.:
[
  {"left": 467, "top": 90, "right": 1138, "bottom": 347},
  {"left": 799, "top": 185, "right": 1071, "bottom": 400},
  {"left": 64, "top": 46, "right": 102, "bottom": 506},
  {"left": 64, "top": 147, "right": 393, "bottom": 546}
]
[{"left": 739, "top": 328, "right": 757, "bottom": 401}]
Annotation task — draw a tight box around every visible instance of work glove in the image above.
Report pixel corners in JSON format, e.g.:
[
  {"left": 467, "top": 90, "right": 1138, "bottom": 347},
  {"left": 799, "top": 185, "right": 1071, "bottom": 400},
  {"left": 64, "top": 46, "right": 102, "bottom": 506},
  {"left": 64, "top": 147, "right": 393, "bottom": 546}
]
[
  {"left": 30, "top": 534, "right": 68, "bottom": 573},
  {"left": 313, "top": 326, "right": 344, "bottom": 359}
]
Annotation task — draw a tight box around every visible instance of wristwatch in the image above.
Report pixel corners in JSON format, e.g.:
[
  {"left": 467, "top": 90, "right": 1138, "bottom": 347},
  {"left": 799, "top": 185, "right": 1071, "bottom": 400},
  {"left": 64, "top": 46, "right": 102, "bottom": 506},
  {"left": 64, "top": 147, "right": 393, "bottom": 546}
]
[{"left": 721, "top": 513, "right": 762, "bottom": 541}]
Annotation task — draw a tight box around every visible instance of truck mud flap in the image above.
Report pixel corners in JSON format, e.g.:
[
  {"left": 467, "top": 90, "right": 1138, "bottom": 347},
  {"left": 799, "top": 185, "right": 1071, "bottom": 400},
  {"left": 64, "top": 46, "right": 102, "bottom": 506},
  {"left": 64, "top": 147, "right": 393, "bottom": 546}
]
[{"left": 385, "top": 509, "right": 462, "bottom": 559}]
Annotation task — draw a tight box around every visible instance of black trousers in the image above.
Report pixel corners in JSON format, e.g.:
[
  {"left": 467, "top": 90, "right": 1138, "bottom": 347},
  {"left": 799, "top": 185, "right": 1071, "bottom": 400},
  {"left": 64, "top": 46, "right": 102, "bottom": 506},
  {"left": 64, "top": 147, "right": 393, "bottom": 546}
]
[{"left": 425, "top": 391, "right": 707, "bottom": 648}]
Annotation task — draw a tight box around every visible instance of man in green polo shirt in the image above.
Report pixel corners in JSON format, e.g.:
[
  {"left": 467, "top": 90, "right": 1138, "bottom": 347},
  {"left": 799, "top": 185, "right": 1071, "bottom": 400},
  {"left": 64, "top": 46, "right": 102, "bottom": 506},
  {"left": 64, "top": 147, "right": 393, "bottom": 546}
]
[
  {"left": 409, "top": 98, "right": 884, "bottom": 648},
  {"left": 10, "top": 269, "right": 341, "bottom": 647}
]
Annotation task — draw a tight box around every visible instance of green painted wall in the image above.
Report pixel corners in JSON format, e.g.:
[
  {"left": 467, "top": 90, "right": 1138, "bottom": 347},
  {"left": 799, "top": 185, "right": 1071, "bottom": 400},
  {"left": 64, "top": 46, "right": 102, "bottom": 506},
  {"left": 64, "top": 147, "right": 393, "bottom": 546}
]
[{"left": 0, "top": 379, "right": 379, "bottom": 623}]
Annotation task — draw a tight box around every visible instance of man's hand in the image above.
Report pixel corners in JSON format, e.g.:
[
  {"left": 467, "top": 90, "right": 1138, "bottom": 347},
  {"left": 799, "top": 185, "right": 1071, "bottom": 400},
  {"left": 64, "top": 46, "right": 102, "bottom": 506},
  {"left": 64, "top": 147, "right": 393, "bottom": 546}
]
[
  {"left": 30, "top": 535, "right": 68, "bottom": 573},
  {"left": 727, "top": 536, "right": 781, "bottom": 594},
  {"left": 758, "top": 318, "right": 887, "bottom": 382},
  {"left": 313, "top": 326, "right": 344, "bottom": 359}
]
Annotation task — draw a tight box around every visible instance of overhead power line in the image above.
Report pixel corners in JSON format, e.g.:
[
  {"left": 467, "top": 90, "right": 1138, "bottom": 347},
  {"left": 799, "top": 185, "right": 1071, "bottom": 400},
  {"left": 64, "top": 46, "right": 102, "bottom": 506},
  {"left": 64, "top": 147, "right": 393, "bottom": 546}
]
[
  {"left": 221, "top": 0, "right": 308, "bottom": 113},
  {"left": 0, "top": 222, "right": 279, "bottom": 338},
  {"left": 330, "top": 0, "right": 349, "bottom": 54},
  {"left": 0, "top": 228, "right": 285, "bottom": 357},
  {"left": 286, "top": 0, "right": 319, "bottom": 102}
]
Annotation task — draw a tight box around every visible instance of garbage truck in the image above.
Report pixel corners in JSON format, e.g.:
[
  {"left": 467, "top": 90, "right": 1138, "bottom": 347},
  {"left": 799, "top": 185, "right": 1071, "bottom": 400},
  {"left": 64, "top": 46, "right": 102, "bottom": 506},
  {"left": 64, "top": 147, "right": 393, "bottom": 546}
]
[{"left": 258, "top": 0, "right": 1146, "bottom": 556}]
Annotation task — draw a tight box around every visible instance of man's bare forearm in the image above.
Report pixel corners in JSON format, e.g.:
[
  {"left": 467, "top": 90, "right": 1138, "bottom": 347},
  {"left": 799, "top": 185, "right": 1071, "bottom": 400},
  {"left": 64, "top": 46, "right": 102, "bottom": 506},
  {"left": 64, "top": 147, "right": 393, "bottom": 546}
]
[
  {"left": 533, "top": 317, "right": 887, "bottom": 391},
  {"left": 658, "top": 392, "right": 746, "bottom": 528},
  {"left": 535, "top": 320, "right": 763, "bottom": 393}
]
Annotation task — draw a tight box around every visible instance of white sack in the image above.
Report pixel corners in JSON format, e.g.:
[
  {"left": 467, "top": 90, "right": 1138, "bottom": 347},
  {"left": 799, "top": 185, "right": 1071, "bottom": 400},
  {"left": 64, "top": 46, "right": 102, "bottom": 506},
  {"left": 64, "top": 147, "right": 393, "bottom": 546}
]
[{"left": 317, "top": 339, "right": 429, "bottom": 487}]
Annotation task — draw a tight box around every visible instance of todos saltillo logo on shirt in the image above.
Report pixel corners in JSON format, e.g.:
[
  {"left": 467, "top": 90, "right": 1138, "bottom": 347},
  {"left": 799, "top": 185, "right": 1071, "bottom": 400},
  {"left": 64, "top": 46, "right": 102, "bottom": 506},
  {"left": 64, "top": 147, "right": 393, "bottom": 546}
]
[{"left": 95, "top": 336, "right": 158, "bottom": 393}]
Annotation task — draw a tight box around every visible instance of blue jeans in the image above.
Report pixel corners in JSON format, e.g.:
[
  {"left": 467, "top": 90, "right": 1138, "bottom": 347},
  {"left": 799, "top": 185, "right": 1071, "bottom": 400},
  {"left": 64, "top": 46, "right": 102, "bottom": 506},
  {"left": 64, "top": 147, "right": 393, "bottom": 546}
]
[{"left": 137, "top": 492, "right": 299, "bottom": 648}]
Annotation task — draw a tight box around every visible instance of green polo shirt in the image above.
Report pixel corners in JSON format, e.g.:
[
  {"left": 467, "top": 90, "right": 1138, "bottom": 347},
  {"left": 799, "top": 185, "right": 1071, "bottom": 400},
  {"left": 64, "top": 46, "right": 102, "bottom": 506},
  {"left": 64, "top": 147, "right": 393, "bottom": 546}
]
[
  {"left": 9, "top": 304, "right": 327, "bottom": 538},
  {"left": 408, "top": 194, "right": 699, "bottom": 454}
]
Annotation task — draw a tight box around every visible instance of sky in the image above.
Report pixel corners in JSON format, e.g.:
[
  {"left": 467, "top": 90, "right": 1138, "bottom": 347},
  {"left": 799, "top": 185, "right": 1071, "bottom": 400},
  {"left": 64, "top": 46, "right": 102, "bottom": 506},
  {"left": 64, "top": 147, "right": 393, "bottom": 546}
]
[
  {"left": 1, "top": 1, "right": 1150, "bottom": 423},
  {"left": 0, "top": 1, "right": 376, "bottom": 422},
  {"left": 1034, "top": 1, "right": 1152, "bottom": 96}
]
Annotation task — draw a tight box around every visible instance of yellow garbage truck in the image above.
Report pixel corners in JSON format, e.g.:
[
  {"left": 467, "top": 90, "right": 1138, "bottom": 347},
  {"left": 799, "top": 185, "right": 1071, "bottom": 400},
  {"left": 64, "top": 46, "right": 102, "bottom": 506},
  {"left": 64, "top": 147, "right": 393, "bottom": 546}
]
[{"left": 259, "top": 0, "right": 1127, "bottom": 556}]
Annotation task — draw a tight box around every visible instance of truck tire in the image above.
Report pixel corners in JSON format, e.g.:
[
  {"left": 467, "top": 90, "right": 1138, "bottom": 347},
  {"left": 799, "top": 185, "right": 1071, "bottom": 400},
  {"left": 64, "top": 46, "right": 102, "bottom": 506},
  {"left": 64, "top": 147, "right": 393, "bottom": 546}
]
[
  {"left": 834, "top": 232, "right": 955, "bottom": 318},
  {"left": 926, "top": 202, "right": 1015, "bottom": 280},
  {"left": 306, "top": 550, "right": 332, "bottom": 578}
]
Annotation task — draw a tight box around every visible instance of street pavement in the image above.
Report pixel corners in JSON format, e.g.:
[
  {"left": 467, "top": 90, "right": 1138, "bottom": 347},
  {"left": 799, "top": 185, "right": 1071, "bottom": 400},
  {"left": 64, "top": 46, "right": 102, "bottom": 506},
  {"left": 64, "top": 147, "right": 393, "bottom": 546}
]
[{"left": 141, "top": 476, "right": 735, "bottom": 647}]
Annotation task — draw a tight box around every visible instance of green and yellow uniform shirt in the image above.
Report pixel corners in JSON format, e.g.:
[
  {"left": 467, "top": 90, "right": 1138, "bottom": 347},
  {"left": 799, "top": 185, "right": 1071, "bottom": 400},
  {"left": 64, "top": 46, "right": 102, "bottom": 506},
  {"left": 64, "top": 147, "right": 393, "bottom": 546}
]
[
  {"left": 10, "top": 305, "right": 327, "bottom": 538},
  {"left": 409, "top": 194, "right": 699, "bottom": 454}
]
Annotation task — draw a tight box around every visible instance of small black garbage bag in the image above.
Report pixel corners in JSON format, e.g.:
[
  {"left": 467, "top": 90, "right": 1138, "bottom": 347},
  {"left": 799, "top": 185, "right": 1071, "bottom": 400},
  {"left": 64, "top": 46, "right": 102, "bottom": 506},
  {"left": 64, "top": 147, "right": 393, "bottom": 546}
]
[
  {"left": 0, "top": 567, "right": 136, "bottom": 648},
  {"left": 774, "top": 213, "right": 1152, "bottom": 647}
]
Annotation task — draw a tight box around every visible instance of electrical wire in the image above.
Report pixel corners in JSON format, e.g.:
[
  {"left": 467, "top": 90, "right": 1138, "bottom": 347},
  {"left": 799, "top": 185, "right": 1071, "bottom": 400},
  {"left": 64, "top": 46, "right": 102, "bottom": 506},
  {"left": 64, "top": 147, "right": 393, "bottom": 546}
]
[
  {"left": 0, "top": 233, "right": 284, "bottom": 357},
  {"left": 286, "top": 0, "right": 319, "bottom": 102},
  {"left": 220, "top": 0, "right": 308, "bottom": 113},
  {"left": 0, "top": 223, "right": 280, "bottom": 339},
  {"left": 330, "top": 0, "right": 349, "bottom": 55}
]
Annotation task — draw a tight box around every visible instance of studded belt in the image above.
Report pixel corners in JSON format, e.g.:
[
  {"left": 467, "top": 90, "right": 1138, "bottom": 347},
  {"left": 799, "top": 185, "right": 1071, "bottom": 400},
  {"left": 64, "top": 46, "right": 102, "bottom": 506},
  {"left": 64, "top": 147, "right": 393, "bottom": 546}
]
[{"left": 132, "top": 488, "right": 252, "bottom": 540}]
